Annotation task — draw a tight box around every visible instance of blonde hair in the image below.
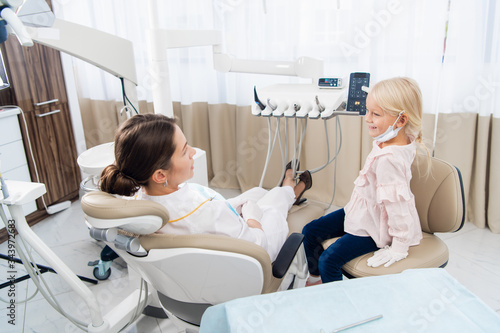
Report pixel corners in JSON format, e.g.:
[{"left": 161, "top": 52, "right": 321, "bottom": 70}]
[
  {"left": 371, "top": 77, "right": 432, "bottom": 176},
  {"left": 370, "top": 77, "right": 423, "bottom": 143}
]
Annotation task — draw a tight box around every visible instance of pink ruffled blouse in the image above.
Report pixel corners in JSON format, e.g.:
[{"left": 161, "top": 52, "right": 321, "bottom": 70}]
[{"left": 344, "top": 140, "right": 422, "bottom": 253}]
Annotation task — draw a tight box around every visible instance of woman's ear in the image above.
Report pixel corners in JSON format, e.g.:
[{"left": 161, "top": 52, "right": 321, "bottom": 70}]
[{"left": 151, "top": 169, "right": 168, "bottom": 185}]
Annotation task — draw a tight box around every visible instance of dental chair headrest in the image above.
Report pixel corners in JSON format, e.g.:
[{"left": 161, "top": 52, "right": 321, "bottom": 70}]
[{"left": 81, "top": 191, "right": 170, "bottom": 234}]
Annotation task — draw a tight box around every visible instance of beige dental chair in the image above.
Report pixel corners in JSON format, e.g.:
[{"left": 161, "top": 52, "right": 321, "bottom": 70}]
[
  {"left": 81, "top": 191, "right": 324, "bottom": 331},
  {"left": 322, "top": 153, "right": 465, "bottom": 278}
]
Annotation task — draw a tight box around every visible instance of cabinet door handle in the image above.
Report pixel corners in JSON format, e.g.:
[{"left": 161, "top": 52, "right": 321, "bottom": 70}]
[
  {"left": 36, "top": 109, "right": 61, "bottom": 118},
  {"left": 34, "top": 98, "right": 59, "bottom": 106}
]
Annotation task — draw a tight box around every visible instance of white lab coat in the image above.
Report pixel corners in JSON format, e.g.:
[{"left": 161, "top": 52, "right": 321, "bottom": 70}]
[{"left": 139, "top": 183, "right": 294, "bottom": 261}]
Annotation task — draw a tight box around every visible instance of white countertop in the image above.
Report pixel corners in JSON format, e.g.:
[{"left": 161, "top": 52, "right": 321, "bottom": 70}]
[{"left": 0, "top": 106, "right": 20, "bottom": 119}]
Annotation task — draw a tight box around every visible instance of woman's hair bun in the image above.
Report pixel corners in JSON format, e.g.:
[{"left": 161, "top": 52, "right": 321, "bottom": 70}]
[{"left": 99, "top": 164, "right": 140, "bottom": 196}]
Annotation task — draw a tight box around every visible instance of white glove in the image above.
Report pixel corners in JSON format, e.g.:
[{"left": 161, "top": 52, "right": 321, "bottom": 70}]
[
  {"left": 241, "top": 200, "right": 263, "bottom": 223},
  {"left": 367, "top": 246, "right": 408, "bottom": 268}
]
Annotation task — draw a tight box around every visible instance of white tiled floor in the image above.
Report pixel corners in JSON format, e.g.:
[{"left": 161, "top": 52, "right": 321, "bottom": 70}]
[{"left": 1, "top": 190, "right": 500, "bottom": 332}]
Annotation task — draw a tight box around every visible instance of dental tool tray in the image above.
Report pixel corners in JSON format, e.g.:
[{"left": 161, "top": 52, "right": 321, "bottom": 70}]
[
  {"left": 1, "top": 180, "right": 46, "bottom": 205},
  {"left": 255, "top": 84, "right": 346, "bottom": 111}
]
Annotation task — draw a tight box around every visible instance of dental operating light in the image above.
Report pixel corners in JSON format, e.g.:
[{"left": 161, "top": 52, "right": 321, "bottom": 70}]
[{"left": 0, "top": 0, "right": 33, "bottom": 46}]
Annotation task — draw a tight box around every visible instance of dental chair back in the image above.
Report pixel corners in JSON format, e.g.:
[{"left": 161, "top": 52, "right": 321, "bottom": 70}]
[{"left": 81, "top": 191, "right": 296, "bottom": 328}]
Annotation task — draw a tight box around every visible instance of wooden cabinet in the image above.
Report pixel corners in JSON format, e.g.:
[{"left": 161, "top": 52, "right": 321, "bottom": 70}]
[
  {"left": 21, "top": 104, "right": 80, "bottom": 205},
  {"left": 5, "top": 37, "right": 68, "bottom": 112},
  {"left": 2, "top": 36, "right": 80, "bottom": 216}
]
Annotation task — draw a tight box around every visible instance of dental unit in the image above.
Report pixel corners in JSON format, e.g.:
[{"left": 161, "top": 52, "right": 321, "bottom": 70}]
[{"left": 0, "top": 1, "right": 372, "bottom": 332}]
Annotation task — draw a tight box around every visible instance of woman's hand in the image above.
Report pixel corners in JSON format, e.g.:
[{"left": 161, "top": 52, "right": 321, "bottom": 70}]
[
  {"left": 239, "top": 201, "right": 263, "bottom": 230},
  {"left": 246, "top": 218, "right": 263, "bottom": 230},
  {"left": 241, "top": 200, "right": 263, "bottom": 223}
]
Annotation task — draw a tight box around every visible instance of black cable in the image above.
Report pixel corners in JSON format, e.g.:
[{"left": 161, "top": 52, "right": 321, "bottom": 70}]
[{"left": 120, "top": 77, "right": 139, "bottom": 115}]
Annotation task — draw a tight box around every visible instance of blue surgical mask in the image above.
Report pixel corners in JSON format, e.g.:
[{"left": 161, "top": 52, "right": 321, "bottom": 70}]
[{"left": 374, "top": 111, "right": 405, "bottom": 143}]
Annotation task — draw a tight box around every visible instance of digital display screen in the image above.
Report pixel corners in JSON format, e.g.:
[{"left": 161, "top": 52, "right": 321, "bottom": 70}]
[
  {"left": 347, "top": 72, "right": 370, "bottom": 114},
  {"left": 319, "top": 78, "right": 340, "bottom": 87}
]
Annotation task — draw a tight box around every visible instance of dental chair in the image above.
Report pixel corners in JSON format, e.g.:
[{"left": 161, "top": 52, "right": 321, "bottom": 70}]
[
  {"left": 322, "top": 153, "right": 466, "bottom": 278},
  {"left": 81, "top": 191, "right": 323, "bottom": 331}
]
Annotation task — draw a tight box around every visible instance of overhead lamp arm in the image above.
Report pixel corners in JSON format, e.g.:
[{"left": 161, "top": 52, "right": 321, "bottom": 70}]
[
  {"left": 27, "top": 19, "right": 137, "bottom": 85},
  {"left": 150, "top": 28, "right": 323, "bottom": 79},
  {"left": 213, "top": 53, "right": 323, "bottom": 79},
  {"left": 147, "top": 27, "right": 323, "bottom": 117}
]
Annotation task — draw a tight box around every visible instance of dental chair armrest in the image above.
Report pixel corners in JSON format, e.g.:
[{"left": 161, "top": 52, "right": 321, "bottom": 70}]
[{"left": 272, "top": 233, "right": 304, "bottom": 278}]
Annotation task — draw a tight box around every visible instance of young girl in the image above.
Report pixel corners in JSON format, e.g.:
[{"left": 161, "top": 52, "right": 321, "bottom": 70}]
[
  {"left": 99, "top": 114, "right": 312, "bottom": 261},
  {"left": 302, "top": 77, "right": 424, "bottom": 284}
]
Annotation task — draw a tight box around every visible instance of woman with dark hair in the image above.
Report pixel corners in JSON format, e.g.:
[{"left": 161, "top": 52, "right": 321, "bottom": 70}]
[{"left": 100, "top": 114, "right": 312, "bottom": 261}]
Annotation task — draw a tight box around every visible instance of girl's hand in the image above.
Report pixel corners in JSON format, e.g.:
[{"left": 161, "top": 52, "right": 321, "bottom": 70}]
[{"left": 367, "top": 246, "right": 408, "bottom": 267}]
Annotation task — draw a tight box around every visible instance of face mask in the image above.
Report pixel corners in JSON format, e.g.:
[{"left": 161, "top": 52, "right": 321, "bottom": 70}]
[{"left": 374, "top": 111, "right": 405, "bottom": 143}]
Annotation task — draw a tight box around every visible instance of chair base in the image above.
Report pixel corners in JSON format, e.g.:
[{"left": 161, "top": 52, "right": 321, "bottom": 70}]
[
  {"left": 322, "top": 232, "right": 449, "bottom": 278},
  {"left": 142, "top": 305, "right": 169, "bottom": 319},
  {"left": 157, "top": 292, "right": 211, "bottom": 327}
]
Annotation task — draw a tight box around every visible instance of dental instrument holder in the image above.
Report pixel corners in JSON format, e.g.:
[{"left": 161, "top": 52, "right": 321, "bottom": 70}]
[
  {"left": 295, "top": 101, "right": 312, "bottom": 118},
  {"left": 261, "top": 98, "right": 276, "bottom": 117},
  {"left": 0, "top": 180, "right": 147, "bottom": 332},
  {"left": 252, "top": 84, "right": 361, "bottom": 192},
  {"left": 253, "top": 84, "right": 360, "bottom": 120},
  {"left": 272, "top": 100, "right": 289, "bottom": 117},
  {"left": 284, "top": 103, "right": 299, "bottom": 118}
]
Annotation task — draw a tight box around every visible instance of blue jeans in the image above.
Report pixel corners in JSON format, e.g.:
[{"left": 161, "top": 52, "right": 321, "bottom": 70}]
[{"left": 302, "top": 208, "right": 378, "bottom": 282}]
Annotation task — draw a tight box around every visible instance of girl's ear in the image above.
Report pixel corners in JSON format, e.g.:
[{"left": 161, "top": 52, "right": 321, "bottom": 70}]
[
  {"left": 398, "top": 112, "right": 409, "bottom": 127},
  {"left": 151, "top": 169, "right": 168, "bottom": 185}
]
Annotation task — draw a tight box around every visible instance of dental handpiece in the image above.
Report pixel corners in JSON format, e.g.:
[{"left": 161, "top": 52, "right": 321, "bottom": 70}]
[
  {"left": 252, "top": 87, "right": 266, "bottom": 116},
  {"left": 315, "top": 95, "right": 326, "bottom": 112},
  {"left": 254, "top": 86, "right": 266, "bottom": 111}
]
